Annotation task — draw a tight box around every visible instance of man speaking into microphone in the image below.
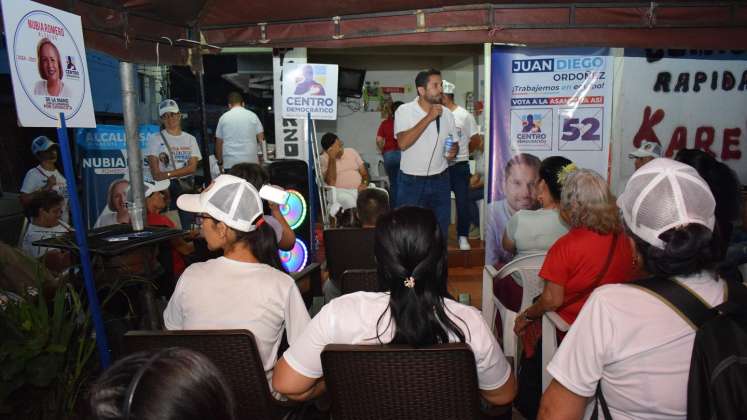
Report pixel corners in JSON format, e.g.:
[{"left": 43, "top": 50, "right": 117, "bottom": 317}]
[{"left": 394, "top": 69, "right": 458, "bottom": 237}]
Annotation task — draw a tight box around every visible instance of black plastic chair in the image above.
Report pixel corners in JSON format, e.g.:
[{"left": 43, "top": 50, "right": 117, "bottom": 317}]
[
  {"left": 323, "top": 227, "right": 376, "bottom": 289},
  {"left": 339, "top": 269, "right": 378, "bottom": 295},
  {"left": 321, "top": 343, "right": 497, "bottom": 420},
  {"left": 124, "top": 329, "right": 295, "bottom": 420}
]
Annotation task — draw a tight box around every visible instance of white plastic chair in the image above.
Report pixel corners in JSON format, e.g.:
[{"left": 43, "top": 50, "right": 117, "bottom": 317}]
[{"left": 481, "top": 252, "right": 568, "bottom": 391}]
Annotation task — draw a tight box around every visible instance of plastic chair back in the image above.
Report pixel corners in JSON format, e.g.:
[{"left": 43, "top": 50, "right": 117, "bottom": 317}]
[
  {"left": 339, "top": 269, "right": 378, "bottom": 295},
  {"left": 323, "top": 228, "right": 376, "bottom": 288}
]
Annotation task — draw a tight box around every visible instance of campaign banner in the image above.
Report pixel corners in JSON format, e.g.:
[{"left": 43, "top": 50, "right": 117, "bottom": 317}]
[
  {"left": 617, "top": 49, "right": 747, "bottom": 184},
  {"left": 282, "top": 63, "right": 338, "bottom": 120},
  {"left": 76, "top": 125, "right": 159, "bottom": 228},
  {"left": 1, "top": 0, "right": 95, "bottom": 127},
  {"left": 486, "top": 47, "right": 613, "bottom": 266}
]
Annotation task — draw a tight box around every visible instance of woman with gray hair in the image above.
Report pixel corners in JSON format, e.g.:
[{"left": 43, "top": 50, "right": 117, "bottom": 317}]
[{"left": 512, "top": 168, "right": 638, "bottom": 419}]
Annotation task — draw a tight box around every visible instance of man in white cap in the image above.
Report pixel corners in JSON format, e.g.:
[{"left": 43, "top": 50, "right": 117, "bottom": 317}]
[
  {"left": 20, "top": 135, "right": 69, "bottom": 223},
  {"left": 215, "top": 91, "right": 265, "bottom": 172},
  {"left": 442, "top": 80, "right": 481, "bottom": 250},
  {"left": 629, "top": 140, "right": 662, "bottom": 170},
  {"left": 163, "top": 174, "right": 310, "bottom": 397},
  {"left": 145, "top": 99, "right": 202, "bottom": 228}
]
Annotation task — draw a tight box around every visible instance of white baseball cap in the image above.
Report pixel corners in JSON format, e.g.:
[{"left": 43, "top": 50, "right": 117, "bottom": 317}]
[
  {"left": 442, "top": 80, "right": 455, "bottom": 95},
  {"left": 158, "top": 99, "right": 180, "bottom": 117},
  {"left": 143, "top": 179, "right": 170, "bottom": 198},
  {"left": 31, "top": 136, "right": 56, "bottom": 155},
  {"left": 617, "top": 158, "right": 715, "bottom": 249},
  {"left": 177, "top": 174, "right": 264, "bottom": 232},
  {"left": 629, "top": 141, "right": 662, "bottom": 159}
]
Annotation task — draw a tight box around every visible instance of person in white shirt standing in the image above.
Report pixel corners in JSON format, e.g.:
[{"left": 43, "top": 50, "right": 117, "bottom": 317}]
[
  {"left": 20, "top": 135, "right": 69, "bottom": 223},
  {"left": 394, "top": 69, "right": 458, "bottom": 237},
  {"left": 215, "top": 91, "right": 265, "bottom": 172},
  {"left": 539, "top": 158, "right": 727, "bottom": 420},
  {"left": 442, "top": 80, "right": 480, "bottom": 250},
  {"left": 145, "top": 99, "right": 202, "bottom": 228},
  {"left": 164, "top": 174, "right": 310, "bottom": 397}
]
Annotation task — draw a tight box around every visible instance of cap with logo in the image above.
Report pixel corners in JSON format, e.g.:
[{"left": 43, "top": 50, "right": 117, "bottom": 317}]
[
  {"left": 176, "top": 174, "right": 264, "bottom": 232},
  {"left": 143, "top": 179, "right": 170, "bottom": 198},
  {"left": 628, "top": 141, "right": 662, "bottom": 159},
  {"left": 158, "top": 99, "right": 180, "bottom": 117},
  {"left": 442, "top": 80, "right": 455, "bottom": 95},
  {"left": 617, "top": 158, "right": 715, "bottom": 250},
  {"left": 31, "top": 136, "right": 57, "bottom": 155}
]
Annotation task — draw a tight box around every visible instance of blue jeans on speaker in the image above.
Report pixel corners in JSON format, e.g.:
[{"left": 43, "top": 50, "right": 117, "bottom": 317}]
[
  {"left": 397, "top": 170, "right": 451, "bottom": 238},
  {"left": 382, "top": 150, "right": 401, "bottom": 208},
  {"left": 448, "top": 161, "right": 470, "bottom": 237}
]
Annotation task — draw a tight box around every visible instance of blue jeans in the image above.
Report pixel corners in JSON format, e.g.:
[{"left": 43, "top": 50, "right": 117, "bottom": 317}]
[
  {"left": 397, "top": 170, "right": 451, "bottom": 237},
  {"left": 468, "top": 185, "right": 484, "bottom": 228},
  {"left": 448, "top": 161, "right": 470, "bottom": 237},
  {"left": 382, "top": 150, "right": 401, "bottom": 208}
]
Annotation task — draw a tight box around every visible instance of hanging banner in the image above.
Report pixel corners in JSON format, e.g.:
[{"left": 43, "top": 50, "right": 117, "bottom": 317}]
[
  {"left": 282, "top": 63, "right": 339, "bottom": 120},
  {"left": 617, "top": 49, "right": 747, "bottom": 184},
  {"left": 486, "top": 47, "right": 614, "bottom": 266},
  {"left": 1, "top": 0, "right": 96, "bottom": 127},
  {"left": 76, "top": 125, "right": 159, "bottom": 228}
]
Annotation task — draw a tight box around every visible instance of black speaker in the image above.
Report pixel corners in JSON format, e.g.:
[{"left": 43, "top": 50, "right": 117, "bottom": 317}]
[{"left": 268, "top": 159, "right": 313, "bottom": 272}]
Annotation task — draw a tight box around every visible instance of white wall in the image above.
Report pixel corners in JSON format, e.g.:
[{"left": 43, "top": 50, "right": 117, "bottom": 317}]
[{"left": 311, "top": 51, "right": 479, "bottom": 178}]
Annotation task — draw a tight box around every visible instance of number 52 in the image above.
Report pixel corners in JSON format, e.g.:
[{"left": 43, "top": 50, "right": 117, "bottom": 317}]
[{"left": 561, "top": 117, "right": 600, "bottom": 141}]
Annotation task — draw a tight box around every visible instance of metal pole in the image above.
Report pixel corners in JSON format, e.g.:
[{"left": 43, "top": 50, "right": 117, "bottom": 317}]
[
  {"left": 120, "top": 62, "right": 145, "bottom": 230},
  {"left": 196, "top": 55, "right": 212, "bottom": 185},
  {"left": 56, "top": 114, "right": 111, "bottom": 368}
]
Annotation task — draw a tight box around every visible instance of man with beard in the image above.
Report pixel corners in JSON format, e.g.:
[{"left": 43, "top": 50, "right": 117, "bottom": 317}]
[
  {"left": 485, "top": 153, "right": 541, "bottom": 265},
  {"left": 394, "top": 69, "right": 458, "bottom": 236}
]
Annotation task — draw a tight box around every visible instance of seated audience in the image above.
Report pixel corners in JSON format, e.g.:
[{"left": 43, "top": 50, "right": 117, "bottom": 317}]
[
  {"left": 228, "top": 163, "right": 296, "bottom": 251},
  {"left": 320, "top": 132, "right": 368, "bottom": 212},
  {"left": 513, "top": 168, "right": 637, "bottom": 419},
  {"left": 20, "top": 136, "right": 69, "bottom": 223},
  {"left": 628, "top": 140, "right": 662, "bottom": 170},
  {"left": 143, "top": 179, "right": 194, "bottom": 279},
  {"left": 273, "top": 207, "right": 517, "bottom": 406},
  {"left": 539, "top": 158, "right": 726, "bottom": 419},
  {"left": 88, "top": 347, "right": 236, "bottom": 420},
  {"left": 163, "top": 175, "right": 310, "bottom": 396},
  {"left": 21, "top": 190, "right": 73, "bottom": 273},
  {"left": 502, "top": 156, "right": 571, "bottom": 259}
]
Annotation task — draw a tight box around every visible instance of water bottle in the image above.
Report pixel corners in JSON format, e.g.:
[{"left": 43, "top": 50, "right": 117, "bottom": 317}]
[{"left": 443, "top": 135, "right": 456, "bottom": 158}]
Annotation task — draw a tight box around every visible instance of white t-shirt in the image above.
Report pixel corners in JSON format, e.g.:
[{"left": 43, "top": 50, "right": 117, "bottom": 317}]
[
  {"left": 145, "top": 130, "right": 202, "bottom": 178},
  {"left": 22, "top": 223, "right": 69, "bottom": 258},
  {"left": 20, "top": 165, "right": 69, "bottom": 223},
  {"left": 547, "top": 272, "right": 726, "bottom": 420},
  {"left": 283, "top": 292, "right": 512, "bottom": 391},
  {"left": 163, "top": 257, "right": 310, "bottom": 394},
  {"left": 215, "top": 106, "right": 264, "bottom": 168},
  {"left": 394, "top": 98, "right": 457, "bottom": 176},
  {"left": 451, "top": 106, "right": 478, "bottom": 162}
]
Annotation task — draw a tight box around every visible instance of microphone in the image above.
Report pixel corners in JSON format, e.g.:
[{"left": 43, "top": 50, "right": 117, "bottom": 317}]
[{"left": 436, "top": 115, "right": 440, "bottom": 133}]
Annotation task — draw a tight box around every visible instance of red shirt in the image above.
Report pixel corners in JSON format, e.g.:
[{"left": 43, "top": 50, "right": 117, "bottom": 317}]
[
  {"left": 539, "top": 227, "right": 638, "bottom": 325},
  {"left": 377, "top": 117, "right": 399, "bottom": 153},
  {"left": 146, "top": 212, "right": 186, "bottom": 278}
]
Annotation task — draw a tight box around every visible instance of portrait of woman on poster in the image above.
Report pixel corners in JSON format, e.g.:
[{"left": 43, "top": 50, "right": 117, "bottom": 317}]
[{"left": 33, "top": 38, "right": 73, "bottom": 98}]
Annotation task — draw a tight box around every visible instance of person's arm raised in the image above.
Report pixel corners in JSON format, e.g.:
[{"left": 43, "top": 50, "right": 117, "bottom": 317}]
[{"left": 396, "top": 104, "right": 442, "bottom": 150}]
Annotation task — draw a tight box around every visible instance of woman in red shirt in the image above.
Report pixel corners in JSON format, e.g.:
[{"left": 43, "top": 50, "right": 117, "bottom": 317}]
[{"left": 376, "top": 101, "right": 403, "bottom": 207}]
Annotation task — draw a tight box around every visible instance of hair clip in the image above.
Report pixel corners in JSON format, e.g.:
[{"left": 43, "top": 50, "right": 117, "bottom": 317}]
[
  {"left": 556, "top": 162, "right": 578, "bottom": 186},
  {"left": 404, "top": 277, "right": 415, "bottom": 288}
]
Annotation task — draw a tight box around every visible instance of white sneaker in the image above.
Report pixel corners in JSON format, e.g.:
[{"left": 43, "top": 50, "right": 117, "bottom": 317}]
[{"left": 458, "top": 236, "right": 471, "bottom": 251}]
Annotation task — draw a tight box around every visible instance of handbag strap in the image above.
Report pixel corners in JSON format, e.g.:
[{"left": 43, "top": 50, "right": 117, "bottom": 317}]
[
  {"left": 159, "top": 130, "right": 177, "bottom": 169},
  {"left": 628, "top": 277, "right": 718, "bottom": 330},
  {"left": 591, "top": 382, "right": 613, "bottom": 420},
  {"left": 560, "top": 233, "right": 619, "bottom": 310}
]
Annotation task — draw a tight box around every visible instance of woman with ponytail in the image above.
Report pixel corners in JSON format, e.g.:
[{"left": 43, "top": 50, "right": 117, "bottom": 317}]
[
  {"left": 163, "top": 175, "right": 310, "bottom": 397},
  {"left": 273, "top": 206, "right": 516, "bottom": 405}
]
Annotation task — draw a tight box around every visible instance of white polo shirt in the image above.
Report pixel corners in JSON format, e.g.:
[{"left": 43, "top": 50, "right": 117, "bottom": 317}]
[
  {"left": 283, "top": 291, "right": 512, "bottom": 391},
  {"left": 394, "top": 98, "right": 457, "bottom": 176},
  {"left": 451, "top": 106, "right": 478, "bottom": 163},
  {"left": 547, "top": 272, "right": 726, "bottom": 420},
  {"left": 215, "top": 106, "right": 264, "bottom": 168}
]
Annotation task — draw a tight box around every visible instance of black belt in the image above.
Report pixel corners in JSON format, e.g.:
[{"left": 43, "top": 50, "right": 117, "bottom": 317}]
[{"left": 404, "top": 169, "right": 448, "bottom": 180}]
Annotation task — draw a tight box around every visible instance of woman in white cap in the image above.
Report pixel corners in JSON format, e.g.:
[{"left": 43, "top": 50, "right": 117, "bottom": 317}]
[
  {"left": 20, "top": 135, "right": 69, "bottom": 223},
  {"left": 163, "top": 174, "right": 310, "bottom": 397},
  {"left": 538, "top": 158, "right": 729, "bottom": 420},
  {"left": 145, "top": 99, "right": 202, "bottom": 228}
]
